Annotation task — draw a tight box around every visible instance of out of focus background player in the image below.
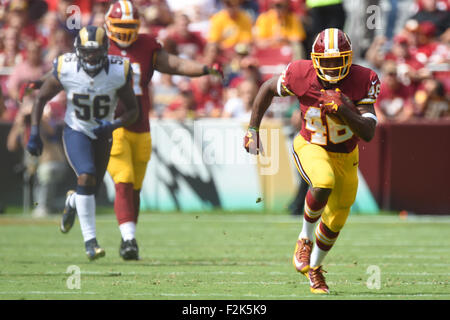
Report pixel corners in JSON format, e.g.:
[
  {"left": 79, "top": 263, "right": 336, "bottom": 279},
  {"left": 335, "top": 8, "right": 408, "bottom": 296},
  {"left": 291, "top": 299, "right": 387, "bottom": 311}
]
[
  {"left": 244, "top": 28, "right": 379, "bottom": 294},
  {"left": 26, "top": 25, "right": 139, "bottom": 260},
  {"left": 104, "top": 0, "right": 223, "bottom": 260}
]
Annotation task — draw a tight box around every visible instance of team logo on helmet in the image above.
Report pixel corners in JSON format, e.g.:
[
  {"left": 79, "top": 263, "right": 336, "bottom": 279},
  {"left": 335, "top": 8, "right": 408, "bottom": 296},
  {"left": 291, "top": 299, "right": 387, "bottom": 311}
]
[
  {"left": 311, "top": 28, "right": 353, "bottom": 83},
  {"left": 74, "top": 26, "right": 109, "bottom": 75},
  {"left": 105, "top": 0, "right": 140, "bottom": 48}
]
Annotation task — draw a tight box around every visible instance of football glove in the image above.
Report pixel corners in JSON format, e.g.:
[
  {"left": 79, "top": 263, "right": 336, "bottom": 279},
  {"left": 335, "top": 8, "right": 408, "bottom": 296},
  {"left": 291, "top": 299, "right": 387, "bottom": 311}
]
[
  {"left": 205, "top": 63, "right": 224, "bottom": 80},
  {"left": 26, "top": 125, "right": 43, "bottom": 156},
  {"left": 243, "top": 127, "right": 264, "bottom": 155},
  {"left": 319, "top": 89, "right": 343, "bottom": 114},
  {"left": 18, "top": 80, "right": 43, "bottom": 103},
  {"left": 92, "top": 119, "right": 122, "bottom": 138}
]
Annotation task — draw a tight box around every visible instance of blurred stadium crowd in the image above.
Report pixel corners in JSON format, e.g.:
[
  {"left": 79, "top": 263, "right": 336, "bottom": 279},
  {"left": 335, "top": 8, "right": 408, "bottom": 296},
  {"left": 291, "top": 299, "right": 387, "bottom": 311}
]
[
  {"left": 0, "top": 0, "right": 448, "bottom": 217},
  {"left": 0, "top": 0, "right": 448, "bottom": 127}
]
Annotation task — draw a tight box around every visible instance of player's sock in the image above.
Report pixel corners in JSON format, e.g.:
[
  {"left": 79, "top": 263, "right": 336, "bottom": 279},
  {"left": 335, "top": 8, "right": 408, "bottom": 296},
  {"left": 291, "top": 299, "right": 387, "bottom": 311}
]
[
  {"left": 310, "top": 221, "right": 340, "bottom": 268},
  {"left": 133, "top": 189, "right": 140, "bottom": 223},
  {"left": 114, "top": 183, "right": 135, "bottom": 225},
  {"left": 119, "top": 221, "right": 136, "bottom": 241},
  {"left": 75, "top": 185, "right": 96, "bottom": 242},
  {"left": 299, "top": 190, "right": 327, "bottom": 240}
]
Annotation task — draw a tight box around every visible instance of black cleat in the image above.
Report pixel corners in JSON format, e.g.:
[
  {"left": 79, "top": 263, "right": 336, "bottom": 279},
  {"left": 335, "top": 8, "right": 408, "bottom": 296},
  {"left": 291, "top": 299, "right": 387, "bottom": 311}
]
[
  {"left": 120, "top": 238, "right": 140, "bottom": 260},
  {"left": 85, "top": 238, "right": 105, "bottom": 261},
  {"left": 60, "top": 190, "right": 76, "bottom": 233}
]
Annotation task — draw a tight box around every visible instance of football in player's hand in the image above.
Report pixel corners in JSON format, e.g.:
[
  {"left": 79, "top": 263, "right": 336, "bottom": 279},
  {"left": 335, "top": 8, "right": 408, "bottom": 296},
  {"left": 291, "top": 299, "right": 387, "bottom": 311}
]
[{"left": 319, "top": 89, "right": 343, "bottom": 114}]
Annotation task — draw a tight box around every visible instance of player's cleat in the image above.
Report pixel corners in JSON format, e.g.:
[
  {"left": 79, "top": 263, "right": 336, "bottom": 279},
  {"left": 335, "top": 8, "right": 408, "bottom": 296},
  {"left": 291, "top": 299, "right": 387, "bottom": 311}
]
[
  {"left": 85, "top": 238, "right": 106, "bottom": 261},
  {"left": 119, "top": 238, "right": 139, "bottom": 261},
  {"left": 293, "top": 238, "right": 313, "bottom": 275},
  {"left": 308, "top": 266, "right": 329, "bottom": 294},
  {"left": 60, "top": 190, "right": 76, "bottom": 233}
]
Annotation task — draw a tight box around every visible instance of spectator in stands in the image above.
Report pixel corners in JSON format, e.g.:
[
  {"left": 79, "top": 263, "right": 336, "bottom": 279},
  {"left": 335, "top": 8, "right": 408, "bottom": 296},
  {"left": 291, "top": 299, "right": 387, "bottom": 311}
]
[
  {"left": 151, "top": 73, "right": 180, "bottom": 118},
  {"left": 224, "top": 42, "right": 251, "bottom": 84},
  {"left": 241, "top": 0, "right": 260, "bottom": 22},
  {"left": 165, "top": 0, "right": 219, "bottom": 38},
  {"left": 303, "top": 0, "right": 346, "bottom": 57},
  {"left": 140, "top": 0, "right": 174, "bottom": 36},
  {"left": 159, "top": 12, "right": 206, "bottom": 60},
  {"left": 409, "top": 0, "right": 450, "bottom": 37},
  {"left": 190, "top": 76, "right": 224, "bottom": 118},
  {"left": 204, "top": 0, "right": 253, "bottom": 65},
  {"left": 5, "top": 0, "right": 31, "bottom": 33},
  {"left": 222, "top": 79, "right": 258, "bottom": 121},
  {"left": 42, "top": 28, "right": 73, "bottom": 68},
  {"left": 366, "top": 33, "right": 428, "bottom": 88},
  {"left": 375, "top": 61, "right": 415, "bottom": 123},
  {"left": 6, "top": 0, "right": 48, "bottom": 42},
  {"left": 86, "top": 0, "right": 111, "bottom": 27},
  {"left": 227, "top": 55, "right": 263, "bottom": 90},
  {"left": 0, "top": 27, "right": 23, "bottom": 70},
  {"left": 163, "top": 80, "right": 197, "bottom": 120},
  {"left": 6, "top": 97, "right": 67, "bottom": 218},
  {"left": 414, "top": 78, "right": 449, "bottom": 120},
  {"left": 7, "top": 40, "right": 46, "bottom": 103},
  {"left": 413, "top": 21, "right": 448, "bottom": 66},
  {"left": 253, "top": 0, "right": 306, "bottom": 56}
]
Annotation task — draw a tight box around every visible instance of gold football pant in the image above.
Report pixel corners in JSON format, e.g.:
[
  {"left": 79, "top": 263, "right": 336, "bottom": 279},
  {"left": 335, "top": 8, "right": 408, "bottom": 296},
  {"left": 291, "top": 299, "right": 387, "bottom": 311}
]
[
  {"left": 292, "top": 135, "right": 358, "bottom": 232},
  {"left": 107, "top": 128, "right": 151, "bottom": 190}
]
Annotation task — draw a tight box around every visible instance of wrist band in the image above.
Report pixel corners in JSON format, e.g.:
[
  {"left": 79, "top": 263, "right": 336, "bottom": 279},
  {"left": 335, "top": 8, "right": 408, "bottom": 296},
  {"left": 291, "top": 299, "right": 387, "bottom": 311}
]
[
  {"left": 202, "top": 65, "right": 210, "bottom": 75},
  {"left": 249, "top": 126, "right": 259, "bottom": 132},
  {"left": 112, "top": 119, "right": 123, "bottom": 129},
  {"left": 31, "top": 125, "right": 39, "bottom": 135}
]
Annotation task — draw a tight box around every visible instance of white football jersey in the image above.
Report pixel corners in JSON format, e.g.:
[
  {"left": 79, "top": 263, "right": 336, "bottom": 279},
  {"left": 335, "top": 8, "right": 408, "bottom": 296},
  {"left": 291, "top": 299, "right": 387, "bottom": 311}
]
[{"left": 54, "top": 53, "right": 131, "bottom": 139}]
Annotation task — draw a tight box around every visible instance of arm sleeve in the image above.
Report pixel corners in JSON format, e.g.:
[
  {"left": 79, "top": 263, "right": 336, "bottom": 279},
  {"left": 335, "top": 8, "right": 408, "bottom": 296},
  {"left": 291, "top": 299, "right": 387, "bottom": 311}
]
[{"left": 278, "top": 60, "right": 308, "bottom": 97}]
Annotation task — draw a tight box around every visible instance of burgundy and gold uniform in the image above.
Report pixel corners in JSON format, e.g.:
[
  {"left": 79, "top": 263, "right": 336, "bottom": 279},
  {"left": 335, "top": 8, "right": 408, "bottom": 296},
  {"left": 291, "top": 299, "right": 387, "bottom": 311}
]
[
  {"left": 104, "top": 1, "right": 163, "bottom": 257},
  {"left": 279, "top": 59, "right": 380, "bottom": 153},
  {"left": 259, "top": 28, "right": 381, "bottom": 294},
  {"left": 278, "top": 29, "right": 380, "bottom": 235},
  {"left": 109, "top": 34, "right": 161, "bottom": 133}
]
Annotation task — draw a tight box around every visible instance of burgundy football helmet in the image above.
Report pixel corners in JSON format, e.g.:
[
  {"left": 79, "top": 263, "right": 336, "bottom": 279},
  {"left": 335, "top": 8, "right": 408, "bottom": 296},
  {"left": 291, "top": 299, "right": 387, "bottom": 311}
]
[
  {"left": 105, "top": 0, "right": 140, "bottom": 48},
  {"left": 311, "top": 28, "right": 353, "bottom": 83}
]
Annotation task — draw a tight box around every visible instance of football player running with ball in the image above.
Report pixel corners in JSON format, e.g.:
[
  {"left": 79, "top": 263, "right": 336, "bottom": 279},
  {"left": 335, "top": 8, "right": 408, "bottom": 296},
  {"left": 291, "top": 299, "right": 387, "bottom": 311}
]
[
  {"left": 244, "top": 28, "right": 380, "bottom": 294},
  {"left": 26, "top": 26, "right": 139, "bottom": 261},
  {"left": 104, "top": 0, "right": 223, "bottom": 260}
]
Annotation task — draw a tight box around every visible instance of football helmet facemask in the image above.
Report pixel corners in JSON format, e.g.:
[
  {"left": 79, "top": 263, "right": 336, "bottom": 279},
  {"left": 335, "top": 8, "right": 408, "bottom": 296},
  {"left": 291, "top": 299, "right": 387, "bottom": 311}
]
[
  {"left": 105, "top": 0, "right": 140, "bottom": 48},
  {"left": 311, "top": 28, "right": 353, "bottom": 83},
  {"left": 74, "top": 26, "right": 109, "bottom": 75}
]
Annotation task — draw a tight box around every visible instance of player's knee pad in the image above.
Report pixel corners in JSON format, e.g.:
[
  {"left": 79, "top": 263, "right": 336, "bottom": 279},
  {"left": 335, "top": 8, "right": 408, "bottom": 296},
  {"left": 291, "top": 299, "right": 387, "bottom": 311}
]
[{"left": 109, "top": 163, "right": 135, "bottom": 185}]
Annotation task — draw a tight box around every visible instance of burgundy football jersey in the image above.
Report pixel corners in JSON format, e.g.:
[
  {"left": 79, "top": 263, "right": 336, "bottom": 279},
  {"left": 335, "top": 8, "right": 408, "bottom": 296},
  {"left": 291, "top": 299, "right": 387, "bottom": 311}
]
[
  {"left": 109, "top": 33, "right": 162, "bottom": 133},
  {"left": 280, "top": 60, "right": 380, "bottom": 153}
]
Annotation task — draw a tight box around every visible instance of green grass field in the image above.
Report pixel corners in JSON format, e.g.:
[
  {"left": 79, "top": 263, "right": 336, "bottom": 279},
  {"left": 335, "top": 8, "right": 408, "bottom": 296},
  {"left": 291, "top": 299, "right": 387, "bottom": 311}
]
[{"left": 0, "top": 211, "right": 449, "bottom": 300}]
